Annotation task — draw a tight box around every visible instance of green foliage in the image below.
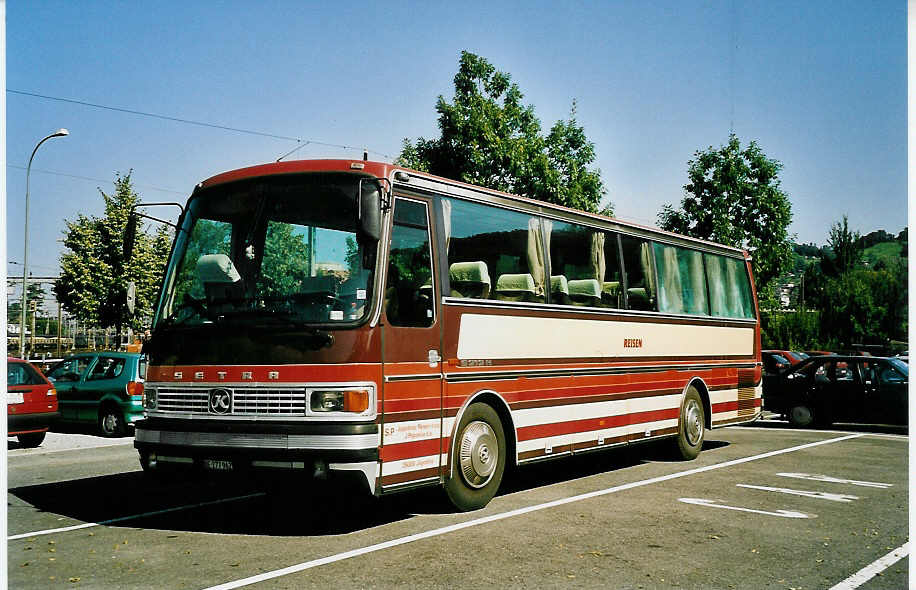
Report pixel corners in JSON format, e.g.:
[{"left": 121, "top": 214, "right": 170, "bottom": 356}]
[
  {"left": 822, "top": 215, "right": 862, "bottom": 276},
  {"left": 398, "top": 51, "right": 609, "bottom": 215},
  {"left": 55, "top": 172, "right": 171, "bottom": 334},
  {"left": 863, "top": 241, "right": 903, "bottom": 268},
  {"left": 257, "top": 223, "right": 311, "bottom": 298},
  {"left": 8, "top": 283, "right": 46, "bottom": 327},
  {"left": 761, "top": 309, "right": 822, "bottom": 350},
  {"left": 658, "top": 134, "right": 793, "bottom": 294}
]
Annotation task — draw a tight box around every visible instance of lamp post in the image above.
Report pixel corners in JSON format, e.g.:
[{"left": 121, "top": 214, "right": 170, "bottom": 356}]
[{"left": 19, "top": 128, "right": 69, "bottom": 358}]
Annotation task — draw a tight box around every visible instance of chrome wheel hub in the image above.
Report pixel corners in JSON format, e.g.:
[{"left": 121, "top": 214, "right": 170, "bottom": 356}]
[
  {"left": 459, "top": 420, "right": 498, "bottom": 489},
  {"left": 685, "top": 399, "right": 703, "bottom": 446}
]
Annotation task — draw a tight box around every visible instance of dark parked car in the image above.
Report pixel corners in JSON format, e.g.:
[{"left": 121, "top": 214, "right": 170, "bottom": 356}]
[
  {"left": 761, "top": 351, "right": 793, "bottom": 400},
  {"left": 7, "top": 357, "right": 60, "bottom": 447},
  {"left": 764, "top": 355, "right": 908, "bottom": 427},
  {"left": 46, "top": 352, "right": 145, "bottom": 437}
]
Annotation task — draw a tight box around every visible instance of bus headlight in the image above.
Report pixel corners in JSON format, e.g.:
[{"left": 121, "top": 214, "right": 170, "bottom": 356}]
[
  {"left": 144, "top": 387, "right": 158, "bottom": 410},
  {"left": 309, "top": 389, "right": 370, "bottom": 414}
]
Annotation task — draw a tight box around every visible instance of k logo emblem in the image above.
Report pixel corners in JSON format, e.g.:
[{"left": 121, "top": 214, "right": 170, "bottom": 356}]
[{"left": 208, "top": 388, "right": 232, "bottom": 414}]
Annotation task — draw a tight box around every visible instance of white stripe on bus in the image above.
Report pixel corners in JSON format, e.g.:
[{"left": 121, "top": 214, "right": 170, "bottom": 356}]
[{"left": 457, "top": 314, "right": 755, "bottom": 360}]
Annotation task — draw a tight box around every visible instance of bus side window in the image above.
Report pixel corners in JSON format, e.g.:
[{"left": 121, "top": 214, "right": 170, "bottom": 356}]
[
  {"left": 619, "top": 235, "right": 656, "bottom": 311},
  {"left": 443, "top": 198, "right": 545, "bottom": 303},
  {"left": 704, "top": 253, "right": 755, "bottom": 319},
  {"left": 549, "top": 222, "right": 622, "bottom": 309},
  {"left": 655, "top": 244, "right": 709, "bottom": 316},
  {"left": 385, "top": 199, "right": 434, "bottom": 327}
]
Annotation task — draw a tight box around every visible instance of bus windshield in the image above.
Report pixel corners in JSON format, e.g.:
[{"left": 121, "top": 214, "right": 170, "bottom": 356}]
[{"left": 155, "top": 173, "right": 377, "bottom": 329}]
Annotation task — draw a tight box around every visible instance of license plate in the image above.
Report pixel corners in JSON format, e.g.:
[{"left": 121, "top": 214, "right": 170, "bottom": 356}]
[
  {"left": 8, "top": 392, "right": 24, "bottom": 405},
  {"left": 204, "top": 459, "right": 234, "bottom": 472}
]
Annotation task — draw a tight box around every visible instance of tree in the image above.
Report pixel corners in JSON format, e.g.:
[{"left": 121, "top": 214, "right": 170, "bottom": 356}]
[
  {"left": 55, "top": 172, "right": 171, "bottom": 342},
  {"left": 397, "top": 51, "right": 609, "bottom": 214},
  {"left": 7, "top": 283, "right": 46, "bottom": 330},
  {"left": 658, "top": 134, "right": 793, "bottom": 294},
  {"left": 822, "top": 215, "right": 862, "bottom": 276}
]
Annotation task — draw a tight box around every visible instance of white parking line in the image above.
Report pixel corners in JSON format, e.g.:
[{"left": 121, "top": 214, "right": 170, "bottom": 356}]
[
  {"left": 678, "top": 497, "right": 812, "bottom": 518},
  {"left": 203, "top": 433, "right": 865, "bottom": 590},
  {"left": 7, "top": 492, "right": 266, "bottom": 541},
  {"left": 736, "top": 484, "right": 859, "bottom": 502},
  {"left": 828, "top": 542, "right": 909, "bottom": 589}
]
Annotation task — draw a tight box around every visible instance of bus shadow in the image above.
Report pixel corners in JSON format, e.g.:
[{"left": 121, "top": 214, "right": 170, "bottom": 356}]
[
  {"left": 496, "top": 439, "right": 725, "bottom": 494},
  {"left": 9, "top": 472, "right": 418, "bottom": 537},
  {"left": 10, "top": 441, "right": 739, "bottom": 535}
]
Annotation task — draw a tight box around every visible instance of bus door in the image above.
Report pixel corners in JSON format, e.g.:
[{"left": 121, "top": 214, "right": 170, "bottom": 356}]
[{"left": 379, "top": 196, "right": 444, "bottom": 489}]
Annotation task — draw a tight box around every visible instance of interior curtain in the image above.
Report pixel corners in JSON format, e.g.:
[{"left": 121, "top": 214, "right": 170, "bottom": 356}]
[
  {"left": 640, "top": 242, "right": 657, "bottom": 299},
  {"left": 590, "top": 232, "right": 606, "bottom": 282},
  {"left": 441, "top": 199, "right": 452, "bottom": 256},
  {"left": 687, "top": 250, "right": 708, "bottom": 314},
  {"left": 527, "top": 217, "right": 549, "bottom": 296},
  {"left": 705, "top": 255, "right": 726, "bottom": 316},
  {"left": 725, "top": 257, "right": 741, "bottom": 317},
  {"left": 660, "top": 246, "right": 683, "bottom": 313}
]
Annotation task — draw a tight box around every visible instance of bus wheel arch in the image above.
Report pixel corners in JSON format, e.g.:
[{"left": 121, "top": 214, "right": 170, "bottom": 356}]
[
  {"left": 444, "top": 390, "right": 515, "bottom": 511},
  {"left": 686, "top": 378, "right": 712, "bottom": 431},
  {"left": 674, "top": 379, "right": 709, "bottom": 460}
]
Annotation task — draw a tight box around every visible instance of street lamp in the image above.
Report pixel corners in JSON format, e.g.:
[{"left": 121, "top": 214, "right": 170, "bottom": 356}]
[{"left": 19, "top": 128, "right": 69, "bottom": 358}]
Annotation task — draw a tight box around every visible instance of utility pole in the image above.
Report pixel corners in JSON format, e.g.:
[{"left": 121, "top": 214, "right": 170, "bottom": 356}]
[{"left": 57, "top": 302, "right": 62, "bottom": 357}]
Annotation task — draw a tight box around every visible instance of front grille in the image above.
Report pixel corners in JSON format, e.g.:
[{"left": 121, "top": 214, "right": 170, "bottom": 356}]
[{"left": 155, "top": 386, "right": 307, "bottom": 416}]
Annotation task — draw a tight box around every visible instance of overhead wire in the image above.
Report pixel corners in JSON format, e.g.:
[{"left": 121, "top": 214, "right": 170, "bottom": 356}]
[
  {"left": 6, "top": 164, "right": 187, "bottom": 195},
  {"left": 8, "top": 89, "right": 393, "bottom": 159}
]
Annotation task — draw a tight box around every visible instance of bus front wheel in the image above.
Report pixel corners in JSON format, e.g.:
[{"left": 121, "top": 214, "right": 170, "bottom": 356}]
[
  {"left": 444, "top": 403, "right": 506, "bottom": 511},
  {"left": 674, "top": 387, "right": 705, "bottom": 460}
]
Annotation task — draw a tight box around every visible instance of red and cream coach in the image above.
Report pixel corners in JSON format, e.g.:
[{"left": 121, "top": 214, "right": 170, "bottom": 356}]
[{"left": 133, "top": 158, "right": 762, "bottom": 510}]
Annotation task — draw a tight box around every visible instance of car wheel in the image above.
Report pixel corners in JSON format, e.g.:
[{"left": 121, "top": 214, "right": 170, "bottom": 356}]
[
  {"left": 673, "top": 386, "right": 705, "bottom": 460},
  {"left": 787, "top": 404, "right": 815, "bottom": 428},
  {"left": 17, "top": 432, "right": 46, "bottom": 448},
  {"left": 444, "top": 403, "right": 506, "bottom": 512},
  {"left": 98, "top": 405, "right": 127, "bottom": 437}
]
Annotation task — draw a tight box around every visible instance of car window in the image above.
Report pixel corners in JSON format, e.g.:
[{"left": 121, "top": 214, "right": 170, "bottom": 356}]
[
  {"left": 833, "top": 361, "right": 856, "bottom": 382},
  {"left": 48, "top": 357, "right": 91, "bottom": 382},
  {"left": 877, "top": 363, "right": 905, "bottom": 384},
  {"left": 7, "top": 362, "right": 42, "bottom": 386},
  {"left": 87, "top": 357, "right": 126, "bottom": 381}
]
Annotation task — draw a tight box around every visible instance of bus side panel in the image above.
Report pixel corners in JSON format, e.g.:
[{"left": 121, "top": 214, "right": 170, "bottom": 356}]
[{"left": 440, "top": 303, "right": 761, "bottom": 468}]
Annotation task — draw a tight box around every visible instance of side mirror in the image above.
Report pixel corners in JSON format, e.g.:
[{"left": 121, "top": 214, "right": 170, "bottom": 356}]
[
  {"left": 358, "top": 180, "right": 382, "bottom": 242},
  {"left": 123, "top": 212, "right": 138, "bottom": 261}
]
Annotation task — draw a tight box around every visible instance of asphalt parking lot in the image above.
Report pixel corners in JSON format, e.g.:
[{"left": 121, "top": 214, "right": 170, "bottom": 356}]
[{"left": 7, "top": 422, "right": 909, "bottom": 589}]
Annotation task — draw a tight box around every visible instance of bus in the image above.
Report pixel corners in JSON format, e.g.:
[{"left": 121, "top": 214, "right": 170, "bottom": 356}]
[{"left": 133, "top": 158, "right": 761, "bottom": 511}]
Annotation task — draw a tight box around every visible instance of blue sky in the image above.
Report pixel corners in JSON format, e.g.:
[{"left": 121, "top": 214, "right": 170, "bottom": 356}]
[{"left": 6, "top": 1, "right": 906, "bottom": 290}]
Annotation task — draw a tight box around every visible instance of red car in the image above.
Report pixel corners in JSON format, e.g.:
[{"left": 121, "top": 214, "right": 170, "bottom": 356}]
[{"left": 7, "top": 358, "right": 59, "bottom": 448}]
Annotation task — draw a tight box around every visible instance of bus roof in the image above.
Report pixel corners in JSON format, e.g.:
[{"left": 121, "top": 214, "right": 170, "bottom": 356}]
[{"left": 197, "top": 158, "right": 749, "bottom": 258}]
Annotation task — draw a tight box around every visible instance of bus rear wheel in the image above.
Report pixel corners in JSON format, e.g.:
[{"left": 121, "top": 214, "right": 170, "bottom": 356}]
[
  {"left": 674, "top": 386, "right": 705, "bottom": 460},
  {"left": 444, "top": 403, "right": 506, "bottom": 511}
]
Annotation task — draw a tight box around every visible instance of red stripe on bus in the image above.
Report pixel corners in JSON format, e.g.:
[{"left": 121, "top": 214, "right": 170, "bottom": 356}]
[{"left": 380, "top": 438, "right": 442, "bottom": 462}]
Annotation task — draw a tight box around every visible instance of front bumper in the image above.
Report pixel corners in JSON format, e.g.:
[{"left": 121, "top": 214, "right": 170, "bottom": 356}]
[
  {"left": 134, "top": 417, "right": 379, "bottom": 492},
  {"left": 8, "top": 411, "right": 60, "bottom": 435}
]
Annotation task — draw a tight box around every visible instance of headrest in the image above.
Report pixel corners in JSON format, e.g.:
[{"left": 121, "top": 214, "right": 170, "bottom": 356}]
[
  {"left": 569, "top": 279, "right": 601, "bottom": 298},
  {"left": 602, "top": 281, "right": 620, "bottom": 294},
  {"left": 449, "top": 261, "right": 490, "bottom": 285},
  {"left": 550, "top": 275, "right": 569, "bottom": 293},
  {"left": 497, "top": 273, "right": 536, "bottom": 292},
  {"left": 197, "top": 254, "right": 241, "bottom": 284}
]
